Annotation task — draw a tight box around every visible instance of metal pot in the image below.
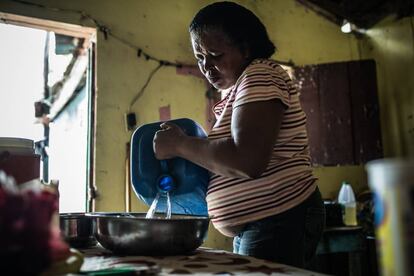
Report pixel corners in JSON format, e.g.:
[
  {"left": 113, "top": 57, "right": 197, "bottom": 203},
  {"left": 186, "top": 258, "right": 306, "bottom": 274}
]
[
  {"left": 60, "top": 213, "right": 97, "bottom": 248},
  {"left": 88, "top": 212, "right": 209, "bottom": 255}
]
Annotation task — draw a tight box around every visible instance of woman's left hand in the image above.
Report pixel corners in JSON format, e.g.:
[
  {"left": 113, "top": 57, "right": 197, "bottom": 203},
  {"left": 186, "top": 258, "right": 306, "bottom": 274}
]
[{"left": 153, "top": 122, "right": 186, "bottom": 159}]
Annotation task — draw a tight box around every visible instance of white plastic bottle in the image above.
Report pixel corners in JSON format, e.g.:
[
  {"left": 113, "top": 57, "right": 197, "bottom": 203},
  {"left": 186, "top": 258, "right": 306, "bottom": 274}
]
[{"left": 337, "top": 181, "right": 358, "bottom": 226}]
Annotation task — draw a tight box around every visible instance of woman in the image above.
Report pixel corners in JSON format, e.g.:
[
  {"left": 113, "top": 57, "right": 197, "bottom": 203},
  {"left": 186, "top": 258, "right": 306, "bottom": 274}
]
[{"left": 153, "top": 1, "right": 325, "bottom": 268}]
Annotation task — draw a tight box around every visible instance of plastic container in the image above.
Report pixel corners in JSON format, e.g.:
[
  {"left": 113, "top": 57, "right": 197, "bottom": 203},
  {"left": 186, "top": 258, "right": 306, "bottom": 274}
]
[
  {"left": 337, "top": 181, "right": 357, "bottom": 226},
  {"left": 0, "top": 137, "right": 40, "bottom": 184},
  {"left": 130, "top": 118, "right": 210, "bottom": 216},
  {"left": 366, "top": 159, "right": 414, "bottom": 276}
]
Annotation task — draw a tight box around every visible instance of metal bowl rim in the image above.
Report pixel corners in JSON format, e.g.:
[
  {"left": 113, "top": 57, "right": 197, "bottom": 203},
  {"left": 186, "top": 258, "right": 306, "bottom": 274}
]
[
  {"left": 60, "top": 212, "right": 91, "bottom": 219},
  {"left": 86, "top": 212, "right": 210, "bottom": 221}
]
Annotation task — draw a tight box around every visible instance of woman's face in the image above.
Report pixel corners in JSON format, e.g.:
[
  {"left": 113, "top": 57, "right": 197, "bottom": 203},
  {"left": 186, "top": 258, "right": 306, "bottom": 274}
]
[{"left": 191, "top": 29, "right": 249, "bottom": 90}]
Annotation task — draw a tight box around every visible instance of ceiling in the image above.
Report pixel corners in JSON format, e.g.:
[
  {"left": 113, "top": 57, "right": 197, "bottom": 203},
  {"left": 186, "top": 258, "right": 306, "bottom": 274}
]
[{"left": 297, "top": 0, "right": 414, "bottom": 29}]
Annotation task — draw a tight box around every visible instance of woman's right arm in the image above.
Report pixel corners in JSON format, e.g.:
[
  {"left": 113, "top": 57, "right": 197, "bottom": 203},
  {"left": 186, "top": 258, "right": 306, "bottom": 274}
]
[{"left": 153, "top": 99, "right": 285, "bottom": 179}]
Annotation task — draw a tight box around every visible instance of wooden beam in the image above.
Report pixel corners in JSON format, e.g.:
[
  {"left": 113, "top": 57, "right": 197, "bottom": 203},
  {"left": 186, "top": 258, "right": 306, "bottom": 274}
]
[{"left": 0, "top": 11, "right": 96, "bottom": 42}]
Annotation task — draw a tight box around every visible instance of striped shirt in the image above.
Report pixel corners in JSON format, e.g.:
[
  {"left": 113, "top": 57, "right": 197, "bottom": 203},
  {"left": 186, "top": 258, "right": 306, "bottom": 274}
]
[{"left": 207, "top": 58, "right": 317, "bottom": 229}]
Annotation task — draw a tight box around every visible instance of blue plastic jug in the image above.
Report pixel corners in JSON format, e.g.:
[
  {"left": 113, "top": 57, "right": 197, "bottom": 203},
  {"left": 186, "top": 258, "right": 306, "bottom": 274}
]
[{"left": 130, "top": 118, "right": 210, "bottom": 216}]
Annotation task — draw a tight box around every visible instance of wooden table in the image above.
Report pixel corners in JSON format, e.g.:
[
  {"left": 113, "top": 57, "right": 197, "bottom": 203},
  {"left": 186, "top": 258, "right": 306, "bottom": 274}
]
[{"left": 78, "top": 245, "right": 328, "bottom": 275}]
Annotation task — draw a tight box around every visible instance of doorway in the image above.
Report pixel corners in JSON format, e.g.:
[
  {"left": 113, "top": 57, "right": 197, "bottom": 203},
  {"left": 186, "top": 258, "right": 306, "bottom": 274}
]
[{"left": 0, "top": 12, "right": 96, "bottom": 212}]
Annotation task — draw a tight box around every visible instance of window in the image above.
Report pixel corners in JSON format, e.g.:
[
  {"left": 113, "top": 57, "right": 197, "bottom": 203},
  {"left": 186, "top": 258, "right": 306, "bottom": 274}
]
[{"left": 295, "top": 60, "right": 382, "bottom": 166}]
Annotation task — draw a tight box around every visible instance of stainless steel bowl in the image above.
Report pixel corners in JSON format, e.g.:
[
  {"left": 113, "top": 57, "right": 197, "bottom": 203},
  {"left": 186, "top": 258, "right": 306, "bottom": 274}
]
[
  {"left": 60, "top": 213, "right": 97, "bottom": 248},
  {"left": 88, "top": 212, "right": 209, "bottom": 255}
]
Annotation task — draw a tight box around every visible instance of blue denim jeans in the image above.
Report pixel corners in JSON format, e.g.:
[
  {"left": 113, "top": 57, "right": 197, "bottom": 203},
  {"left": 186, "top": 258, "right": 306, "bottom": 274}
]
[{"left": 233, "top": 187, "right": 325, "bottom": 268}]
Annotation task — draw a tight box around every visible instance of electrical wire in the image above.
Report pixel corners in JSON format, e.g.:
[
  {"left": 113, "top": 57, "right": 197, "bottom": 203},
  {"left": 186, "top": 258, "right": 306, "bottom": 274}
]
[
  {"left": 129, "top": 63, "right": 162, "bottom": 110},
  {"left": 9, "top": 0, "right": 295, "bottom": 68},
  {"left": 9, "top": 0, "right": 296, "bottom": 107},
  {"left": 10, "top": 0, "right": 183, "bottom": 68}
]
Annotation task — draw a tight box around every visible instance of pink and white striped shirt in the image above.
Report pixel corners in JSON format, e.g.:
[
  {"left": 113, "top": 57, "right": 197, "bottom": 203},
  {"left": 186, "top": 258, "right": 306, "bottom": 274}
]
[{"left": 207, "top": 59, "right": 317, "bottom": 229}]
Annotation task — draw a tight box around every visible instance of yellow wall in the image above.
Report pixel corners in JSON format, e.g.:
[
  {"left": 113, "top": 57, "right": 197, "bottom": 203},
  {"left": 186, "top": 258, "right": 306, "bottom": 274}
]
[
  {"left": 359, "top": 16, "right": 414, "bottom": 158},
  {"left": 1, "top": 0, "right": 411, "bottom": 251}
]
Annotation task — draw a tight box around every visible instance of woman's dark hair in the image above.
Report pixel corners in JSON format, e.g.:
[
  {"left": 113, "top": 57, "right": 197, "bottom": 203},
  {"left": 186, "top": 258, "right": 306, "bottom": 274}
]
[{"left": 189, "top": 1, "right": 276, "bottom": 59}]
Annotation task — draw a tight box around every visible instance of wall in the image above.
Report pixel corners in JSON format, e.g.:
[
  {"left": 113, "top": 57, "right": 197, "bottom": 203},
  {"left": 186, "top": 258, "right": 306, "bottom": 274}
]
[
  {"left": 2, "top": 0, "right": 404, "bottom": 251},
  {"left": 359, "top": 16, "right": 414, "bottom": 158}
]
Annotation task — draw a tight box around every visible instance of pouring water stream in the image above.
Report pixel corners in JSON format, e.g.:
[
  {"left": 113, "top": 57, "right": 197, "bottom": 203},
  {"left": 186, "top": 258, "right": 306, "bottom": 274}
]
[{"left": 145, "top": 192, "right": 172, "bottom": 219}]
